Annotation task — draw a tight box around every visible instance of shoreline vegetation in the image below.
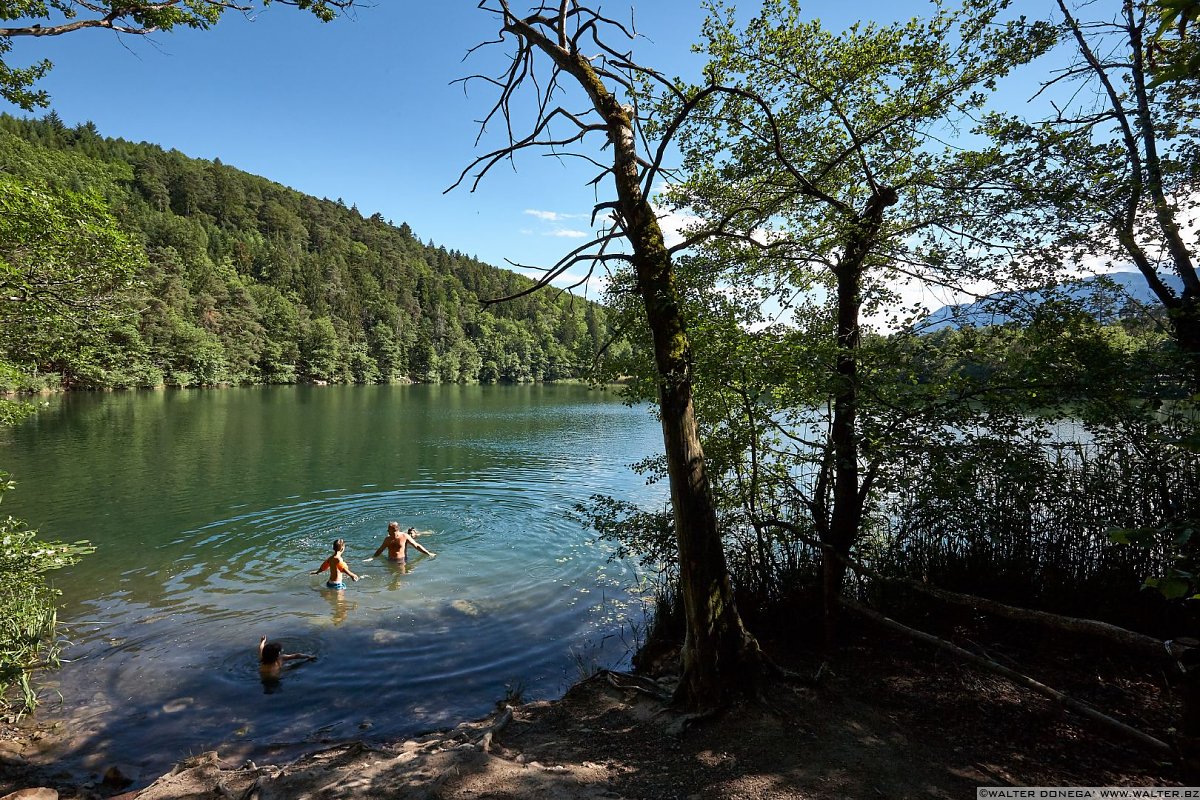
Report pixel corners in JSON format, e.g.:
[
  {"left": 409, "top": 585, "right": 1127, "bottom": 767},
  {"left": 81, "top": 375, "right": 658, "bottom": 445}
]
[{"left": 0, "top": 376, "right": 628, "bottom": 396}]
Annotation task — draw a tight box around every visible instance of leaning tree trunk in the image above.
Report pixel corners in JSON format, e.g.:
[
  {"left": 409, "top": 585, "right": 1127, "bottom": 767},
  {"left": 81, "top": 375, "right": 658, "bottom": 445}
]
[
  {"left": 629, "top": 214, "right": 761, "bottom": 707},
  {"left": 1126, "top": 1, "right": 1200, "bottom": 388},
  {"left": 496, "top": 27, "right": 763, "bottom": 708},
  {"left": 1063, "top": 0, "right": 1200, "bottom": 388},
  {"left": 603, "top": 91, "right": 762, "bottom": 711},
  {"left": 1175, "top": 299, "right": 1200, "bottom": 388}
]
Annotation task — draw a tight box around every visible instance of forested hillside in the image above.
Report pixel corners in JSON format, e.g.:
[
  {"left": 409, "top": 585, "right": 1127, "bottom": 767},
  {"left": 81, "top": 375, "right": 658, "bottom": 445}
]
[{"left": 0, "top": 113, "right": 619, "bottom": 388}]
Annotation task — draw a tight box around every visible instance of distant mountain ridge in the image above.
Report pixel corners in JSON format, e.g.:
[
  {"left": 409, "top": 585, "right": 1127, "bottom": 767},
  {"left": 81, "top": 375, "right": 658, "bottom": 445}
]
[{"left": 917, "top": 270, "right": 1185, "bottom": 332}]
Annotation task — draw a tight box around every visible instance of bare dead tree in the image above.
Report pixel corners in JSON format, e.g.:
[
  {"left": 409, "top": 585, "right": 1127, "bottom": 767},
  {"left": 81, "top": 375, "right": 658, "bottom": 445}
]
[{"left": 449, "top": 0, "right": 776, "bottom": 709}]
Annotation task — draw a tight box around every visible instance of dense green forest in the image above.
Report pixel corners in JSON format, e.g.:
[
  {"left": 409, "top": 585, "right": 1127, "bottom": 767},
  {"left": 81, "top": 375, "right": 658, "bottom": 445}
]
[{"left": 0, "top": 112, "right": 620, "bottom": 389}]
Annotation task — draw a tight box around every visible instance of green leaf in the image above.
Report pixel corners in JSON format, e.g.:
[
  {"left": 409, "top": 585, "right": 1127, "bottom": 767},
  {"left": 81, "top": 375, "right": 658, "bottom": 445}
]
[{"left": 1146, "top": 576, "right": 1193, "bottom": 600}]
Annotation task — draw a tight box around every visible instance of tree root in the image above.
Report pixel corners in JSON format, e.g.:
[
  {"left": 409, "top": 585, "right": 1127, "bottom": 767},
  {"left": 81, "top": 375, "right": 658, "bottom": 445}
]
[
  {"left": 665, "top": 706, "right": 722, "bottom": 737},
  {"left": 601, "top": 669, "right": 673, "bottom": 703},
  {"left": 843, "top": 598, "right": 1173, "bottom": 757},
  {"left": 236, "top": 777, "right": 263, "bottom": 800},
  {"left": 475, "top": 704, "right": 514, "bottom": 753}
]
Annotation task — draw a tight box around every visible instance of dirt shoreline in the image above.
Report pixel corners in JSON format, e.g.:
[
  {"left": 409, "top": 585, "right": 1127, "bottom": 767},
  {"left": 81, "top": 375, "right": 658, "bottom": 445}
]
[{"left": 0, "top": 619, "right": 1181, "bottom": 799}]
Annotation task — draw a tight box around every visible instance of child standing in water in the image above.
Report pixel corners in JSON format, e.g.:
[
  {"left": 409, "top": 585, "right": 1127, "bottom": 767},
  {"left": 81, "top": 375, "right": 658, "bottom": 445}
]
[{"left": 311, "top": 538, "right": 360, "bottom": 588}]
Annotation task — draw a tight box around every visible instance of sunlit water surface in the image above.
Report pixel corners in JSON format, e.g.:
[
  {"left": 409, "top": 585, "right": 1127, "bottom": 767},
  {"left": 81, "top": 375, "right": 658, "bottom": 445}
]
[{"left": 0, "top": 385, "right": 664, "bottom": 780}]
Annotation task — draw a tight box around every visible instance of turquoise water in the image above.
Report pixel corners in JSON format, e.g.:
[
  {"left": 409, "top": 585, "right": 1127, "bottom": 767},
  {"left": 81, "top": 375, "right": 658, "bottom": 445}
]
[{"left": 0, "top": 384, "right": 665, "bottom": 778}]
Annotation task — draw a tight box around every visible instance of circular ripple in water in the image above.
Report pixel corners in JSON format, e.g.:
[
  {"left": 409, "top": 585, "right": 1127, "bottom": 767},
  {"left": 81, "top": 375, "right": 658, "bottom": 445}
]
[{"left": 39, "top": 470, "right": 646, "bottom": 777}]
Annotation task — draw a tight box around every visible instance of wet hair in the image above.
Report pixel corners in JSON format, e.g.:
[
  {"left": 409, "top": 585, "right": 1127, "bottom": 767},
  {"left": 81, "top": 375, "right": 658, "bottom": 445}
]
[
  {"left": 407, "top": 527, "right": 416, "bottom": 534},
  {"left": 332, "top": 538, "right": 345, "bottom": 552},
  {"left": 387, "top": 522, "right": 400, "bottom": 532},
  {"left": 261, "top": 642, "right": 283, "bottom": 664}
]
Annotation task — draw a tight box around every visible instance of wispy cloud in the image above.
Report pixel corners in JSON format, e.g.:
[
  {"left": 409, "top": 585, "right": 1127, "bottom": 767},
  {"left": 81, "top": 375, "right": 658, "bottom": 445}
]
[
  {"left": 656, "top": 207, "right": 699, "bottom": 249},
  {"left": 525, "top": 209, "right": 591, "bottom": 223},
  {"left": 546, "top": 229, "right": 589, "bottom": 238}
]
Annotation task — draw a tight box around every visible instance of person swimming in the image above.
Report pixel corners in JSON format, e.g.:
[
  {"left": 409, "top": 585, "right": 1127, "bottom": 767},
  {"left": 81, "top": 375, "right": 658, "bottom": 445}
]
[
  {"left": 311, "top": 538, "right": 360, "bottom": 589},
  {"left": 258, "top": 636, "right": 316, "bottom": 693},
  {"left": 365, "top": 522, "right": 436, "bottom": 563}
]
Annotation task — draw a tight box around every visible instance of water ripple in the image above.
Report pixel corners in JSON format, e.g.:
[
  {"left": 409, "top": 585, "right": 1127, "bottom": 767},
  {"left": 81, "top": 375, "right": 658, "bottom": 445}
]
[{"left": 6, "top": 386, "right": 664, "bottom": 781}]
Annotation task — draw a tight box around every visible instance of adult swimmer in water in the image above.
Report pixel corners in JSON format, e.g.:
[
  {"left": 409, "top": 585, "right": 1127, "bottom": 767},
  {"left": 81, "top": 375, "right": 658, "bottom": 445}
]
[
  {"left": 311, "top": 538, "right": 360, "bottom": 589},
  {"left": 365, "top": 522, "right": 436, "bottom": 563}
]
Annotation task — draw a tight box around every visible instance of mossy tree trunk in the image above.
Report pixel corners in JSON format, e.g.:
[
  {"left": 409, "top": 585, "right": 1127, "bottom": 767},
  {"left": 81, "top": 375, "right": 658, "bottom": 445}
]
[{"left": 489, "top": 11, "right": 765, "bottom": 709}]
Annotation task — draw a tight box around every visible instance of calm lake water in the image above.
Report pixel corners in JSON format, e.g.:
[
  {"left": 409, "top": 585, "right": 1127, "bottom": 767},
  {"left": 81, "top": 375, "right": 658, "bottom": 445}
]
[{"left": 0, "top": 384, "right": 665, "bottom": 780}]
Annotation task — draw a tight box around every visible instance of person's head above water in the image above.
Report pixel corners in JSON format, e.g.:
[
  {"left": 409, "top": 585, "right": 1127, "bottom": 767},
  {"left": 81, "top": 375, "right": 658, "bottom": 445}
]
[
  {"left": 332, "top": 538, "right": 345, "bottom": 553},
  {"left": 407, "top": 527, "right": 416, "bottom": 534},
  {"left": 260, "top": 641, "right": 282, "bottom": 664},
  {"left": 387, "top": 522, "right": 400, "bottom": 534}
]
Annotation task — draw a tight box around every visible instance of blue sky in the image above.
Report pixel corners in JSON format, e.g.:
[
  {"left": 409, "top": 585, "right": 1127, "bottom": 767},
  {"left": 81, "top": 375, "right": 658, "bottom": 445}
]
[{"left": 3, "top": 1, "right": 1046, "bottom": 300}]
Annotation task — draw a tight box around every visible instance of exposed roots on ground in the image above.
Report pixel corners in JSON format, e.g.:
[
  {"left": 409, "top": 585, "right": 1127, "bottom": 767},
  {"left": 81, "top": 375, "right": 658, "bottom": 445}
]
[{"left": 0, "top": 616, "right": 1182, "bottom": 799}]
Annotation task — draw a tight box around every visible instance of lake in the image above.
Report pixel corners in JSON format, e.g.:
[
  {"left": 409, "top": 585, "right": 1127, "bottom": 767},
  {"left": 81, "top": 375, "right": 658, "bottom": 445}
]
[{"left": 0, "top": 384, "right": 665, "bottom": 780}]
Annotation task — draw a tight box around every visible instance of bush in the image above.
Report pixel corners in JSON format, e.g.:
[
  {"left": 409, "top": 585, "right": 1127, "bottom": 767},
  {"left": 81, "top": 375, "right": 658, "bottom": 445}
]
[
  {"left": 0, "top": 472, "right": 93, "bottom": 716},
  {"left": 0, "top": 361, "right": 57, "bottom": 395}
]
